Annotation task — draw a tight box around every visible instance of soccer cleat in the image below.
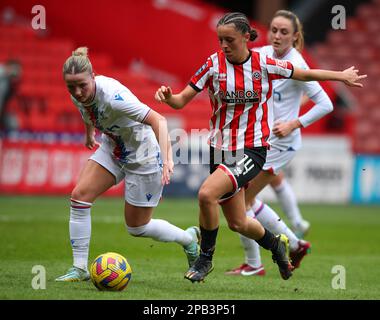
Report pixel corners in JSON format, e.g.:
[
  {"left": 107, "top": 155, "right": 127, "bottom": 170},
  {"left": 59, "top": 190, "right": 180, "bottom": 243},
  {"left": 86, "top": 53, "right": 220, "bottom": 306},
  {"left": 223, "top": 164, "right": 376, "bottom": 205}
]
[
  {"left": 55, "top": 266, "right": 90, "bottom": 282},
  {"left": 183, "top": 226, "right": 201, "bottom": 267},
  {"left": 184, "top": 255, "right": 214, "bottom": 283},
  {"left": 271, "top": 234, "right": 294, "bottom": 280},
  {"left": 225, "top": 263, "right": 266, "bottom": 276},
  {"left": 290, "top": 240, "right": 311, "bottom": 269},
  {"left": 293, "top": 220, "right": 311, "bottom": 239},
  {"left": 241, "top": 264, "right": 266, "bottom": 276}
]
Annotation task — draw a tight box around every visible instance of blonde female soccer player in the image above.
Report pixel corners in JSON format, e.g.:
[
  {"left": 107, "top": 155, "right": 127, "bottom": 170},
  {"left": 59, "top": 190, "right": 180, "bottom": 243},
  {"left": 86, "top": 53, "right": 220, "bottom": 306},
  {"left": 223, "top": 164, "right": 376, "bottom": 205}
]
[{"left": 56, "top": 47, "right": 200, "bottom": 282}]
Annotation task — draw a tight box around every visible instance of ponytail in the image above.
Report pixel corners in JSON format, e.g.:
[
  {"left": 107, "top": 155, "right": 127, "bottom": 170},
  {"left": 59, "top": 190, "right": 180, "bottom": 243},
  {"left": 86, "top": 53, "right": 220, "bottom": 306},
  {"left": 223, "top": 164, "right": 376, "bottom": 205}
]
[{"left": 63, "top": 46, "right": 93, "bottom": 75}]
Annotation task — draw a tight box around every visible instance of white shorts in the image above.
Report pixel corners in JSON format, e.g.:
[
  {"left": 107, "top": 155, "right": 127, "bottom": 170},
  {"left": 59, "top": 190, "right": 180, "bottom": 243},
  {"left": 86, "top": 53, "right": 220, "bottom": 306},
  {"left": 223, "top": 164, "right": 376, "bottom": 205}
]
[
  {"left": 262, "top": 147, "right": 296, "bottom": 175},
  {"left": 90, "top": 145, "right": 163, "bottom": 207}
]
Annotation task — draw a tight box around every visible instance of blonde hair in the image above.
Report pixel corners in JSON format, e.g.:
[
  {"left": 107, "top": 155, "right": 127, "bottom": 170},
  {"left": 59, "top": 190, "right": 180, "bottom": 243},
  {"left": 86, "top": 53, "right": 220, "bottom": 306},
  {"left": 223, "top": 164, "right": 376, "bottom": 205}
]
[
  {"left": 273, "top": 10, "right": 304, "bottom": 52},
  {"left": 63, "top": 46, "right": 93, "bottom": 75}
]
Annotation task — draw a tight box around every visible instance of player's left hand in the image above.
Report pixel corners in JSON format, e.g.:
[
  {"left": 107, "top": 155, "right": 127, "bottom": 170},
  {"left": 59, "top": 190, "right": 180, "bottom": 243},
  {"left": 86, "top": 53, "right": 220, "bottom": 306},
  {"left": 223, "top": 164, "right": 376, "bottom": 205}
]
[
  {"left": 155, "top": 86, "right": 173, "bottom": 103},
  {"left": 342, "top": 66, "right": 367, "bottom": 87},
  {"left": 162, "top": 161, "right": 174, "bottom": 185},
  {"left": 167, "top": 160, "right": 174, "bottom": 175}
]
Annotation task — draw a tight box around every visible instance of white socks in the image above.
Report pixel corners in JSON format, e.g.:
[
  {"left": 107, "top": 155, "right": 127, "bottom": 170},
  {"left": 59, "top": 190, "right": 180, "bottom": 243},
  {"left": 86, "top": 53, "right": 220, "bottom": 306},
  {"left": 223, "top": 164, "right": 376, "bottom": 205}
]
[
  {"left": 239, "top": 198, "right": 301, "bottom": 265},
  {"left": 70, "top": 199, "right": 92, "bottom": 270},
  {"left": 239, "top": 208, "right": 262, "bottom": 268},
  {"left": 127, "top": 219, "right": 192, "bottom": 247},
  {"left": 69, "top": 200, "right": 193, "bottom": 271},
  {"left": 272, "top": 179, "right": 304, "bottom": 229},
  {"left": 254, "top": 199, "right": 299, "bottom": 251}
]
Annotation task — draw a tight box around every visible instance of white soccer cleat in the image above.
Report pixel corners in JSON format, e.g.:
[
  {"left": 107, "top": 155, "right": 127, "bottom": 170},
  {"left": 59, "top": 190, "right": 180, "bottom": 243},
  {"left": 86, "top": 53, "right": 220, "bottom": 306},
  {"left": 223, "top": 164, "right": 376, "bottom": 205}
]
[
  {"left": 55, "top": 266, "right": 90, "bottom": 282},
  {"left": 183, "top": 226, "right": 201, "bottom": 267}
]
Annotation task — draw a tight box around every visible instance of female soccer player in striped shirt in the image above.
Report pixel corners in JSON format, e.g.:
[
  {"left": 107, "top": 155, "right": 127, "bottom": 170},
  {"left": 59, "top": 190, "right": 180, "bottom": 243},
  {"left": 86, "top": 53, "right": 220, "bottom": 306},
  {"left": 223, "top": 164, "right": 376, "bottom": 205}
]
[
  {"left": 155, "top": 12, "right": 366, "bottom": 282},
  {"left": 226, "top": 10, "right": 332, "bottom": 277}
]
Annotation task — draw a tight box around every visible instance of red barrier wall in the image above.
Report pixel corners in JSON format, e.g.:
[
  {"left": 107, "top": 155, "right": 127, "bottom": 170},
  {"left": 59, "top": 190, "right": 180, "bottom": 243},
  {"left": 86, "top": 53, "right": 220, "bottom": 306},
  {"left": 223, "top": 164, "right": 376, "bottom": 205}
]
[{"left": 0, "top": 140, "right": 124, "bottom": 196}]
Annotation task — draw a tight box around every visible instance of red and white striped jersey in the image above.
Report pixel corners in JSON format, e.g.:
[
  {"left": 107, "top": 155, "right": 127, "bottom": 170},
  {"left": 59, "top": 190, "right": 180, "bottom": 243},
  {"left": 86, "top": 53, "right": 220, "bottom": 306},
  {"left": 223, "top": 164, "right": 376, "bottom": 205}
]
[{"left": 190, "top": 50, "right": 294, "bottom": 151}]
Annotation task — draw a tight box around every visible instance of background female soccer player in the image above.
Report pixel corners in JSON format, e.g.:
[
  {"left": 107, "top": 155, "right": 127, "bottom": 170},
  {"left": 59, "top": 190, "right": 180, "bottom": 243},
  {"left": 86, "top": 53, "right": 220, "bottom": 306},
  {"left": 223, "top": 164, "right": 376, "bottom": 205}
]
[
  {"left": 155, "top": 12, "right": 366, "bottom": 283},
  {"left": 226, "top": 10, "right": 333, "bottom": 276},
  {"left": 56, "top": 47, "right": 200, "bottom": 282}
]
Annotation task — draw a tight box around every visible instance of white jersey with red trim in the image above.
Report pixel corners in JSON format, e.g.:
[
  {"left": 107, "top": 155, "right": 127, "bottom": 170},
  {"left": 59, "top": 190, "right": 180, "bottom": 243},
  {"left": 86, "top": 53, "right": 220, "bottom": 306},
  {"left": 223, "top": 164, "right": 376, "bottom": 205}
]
[
  {"left": 71, "top": 75, "right": 160, "bottom": 168},
  {"left": 257, "top": 46, "right": 325, "bottom": 151},
  {"left": 190, "top": 50, "right": 294, "bottom": 151}
]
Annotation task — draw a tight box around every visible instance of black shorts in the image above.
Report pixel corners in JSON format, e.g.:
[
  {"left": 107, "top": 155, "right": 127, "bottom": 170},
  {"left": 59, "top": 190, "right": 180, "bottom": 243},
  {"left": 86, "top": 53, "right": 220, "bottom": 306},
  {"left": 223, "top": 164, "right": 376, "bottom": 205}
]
[{"left": 209, "top": 146, "right": 267, "bottom": 201}]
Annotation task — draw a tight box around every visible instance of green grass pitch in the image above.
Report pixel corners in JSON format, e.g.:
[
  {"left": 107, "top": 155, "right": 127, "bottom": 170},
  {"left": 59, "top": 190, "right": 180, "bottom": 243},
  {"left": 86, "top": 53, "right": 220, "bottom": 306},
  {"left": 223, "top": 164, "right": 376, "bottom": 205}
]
[{"left": 0, "top": 195, "right": 379, "bottom": 300}]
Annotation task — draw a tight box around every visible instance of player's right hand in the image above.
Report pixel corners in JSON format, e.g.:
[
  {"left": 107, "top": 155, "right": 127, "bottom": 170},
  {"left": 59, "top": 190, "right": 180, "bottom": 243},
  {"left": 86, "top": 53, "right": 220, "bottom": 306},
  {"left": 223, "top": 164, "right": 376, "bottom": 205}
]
[
  {"left": 155, "top": 86, "right": 173, "bottom": 103},
  {"left": 85, "top": 135, "right": 100, "bottom": 150}
]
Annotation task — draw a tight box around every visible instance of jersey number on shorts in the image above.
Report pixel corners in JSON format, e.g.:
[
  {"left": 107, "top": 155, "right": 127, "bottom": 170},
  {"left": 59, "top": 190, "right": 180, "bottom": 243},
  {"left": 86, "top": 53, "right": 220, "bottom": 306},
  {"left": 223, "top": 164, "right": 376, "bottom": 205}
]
[{"left": 234, "top": 154, "right": 255, "bottom": 176}]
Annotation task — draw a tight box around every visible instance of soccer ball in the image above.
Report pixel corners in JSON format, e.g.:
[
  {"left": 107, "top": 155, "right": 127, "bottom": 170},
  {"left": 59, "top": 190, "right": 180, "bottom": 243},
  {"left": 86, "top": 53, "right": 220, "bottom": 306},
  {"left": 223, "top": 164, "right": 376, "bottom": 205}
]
[{"left": 90, "top": 252, "right": 132, "bottom": 291}]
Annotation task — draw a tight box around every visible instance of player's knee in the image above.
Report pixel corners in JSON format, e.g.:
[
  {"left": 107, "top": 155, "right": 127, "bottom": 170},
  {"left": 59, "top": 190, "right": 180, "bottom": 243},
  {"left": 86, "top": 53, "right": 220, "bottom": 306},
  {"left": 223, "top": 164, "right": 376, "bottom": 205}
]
[
  {"left": 198, "top": 186, "right": 216, "bottom": 206},
  {"left": 71, "top": 186, "right": 93, "bottom": 203},
  {"left": 71, "top": 186, "right": 85, "bottom": 201},
  {"left": 227, "top": 220, "right": 245, "bottom": 233}
]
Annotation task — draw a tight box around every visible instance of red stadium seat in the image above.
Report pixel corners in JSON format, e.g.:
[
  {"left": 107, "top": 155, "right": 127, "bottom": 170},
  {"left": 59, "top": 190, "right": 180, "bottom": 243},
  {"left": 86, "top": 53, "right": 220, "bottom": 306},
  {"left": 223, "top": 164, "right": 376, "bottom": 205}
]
[
  {"left": 309, "top": 0, "right": 380, "bottom": 154},
  {"left": 357, "top": 3, "right": 380, "bottom": 20},
  {"left": 346, "top": 17, "right": 365, "bottom": 32},
  {"left": 327, "top": 31, "right": 346, "bottom": 46}
]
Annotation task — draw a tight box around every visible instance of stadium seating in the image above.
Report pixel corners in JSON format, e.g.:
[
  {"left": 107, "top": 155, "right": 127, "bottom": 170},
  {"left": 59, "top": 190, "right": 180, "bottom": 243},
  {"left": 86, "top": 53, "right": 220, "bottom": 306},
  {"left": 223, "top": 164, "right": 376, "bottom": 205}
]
[
  {"left": 311, "top": 0, "right": 380, "bottom": 154},
  {"left": 0, "top": 0, "right": 225, "bottom": 136},
  {"left": 0, "top": 17, "right": 218, "bottom": 135},
  {"left": 1, "top": 1, "right": 377, "bottom": 156}
]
